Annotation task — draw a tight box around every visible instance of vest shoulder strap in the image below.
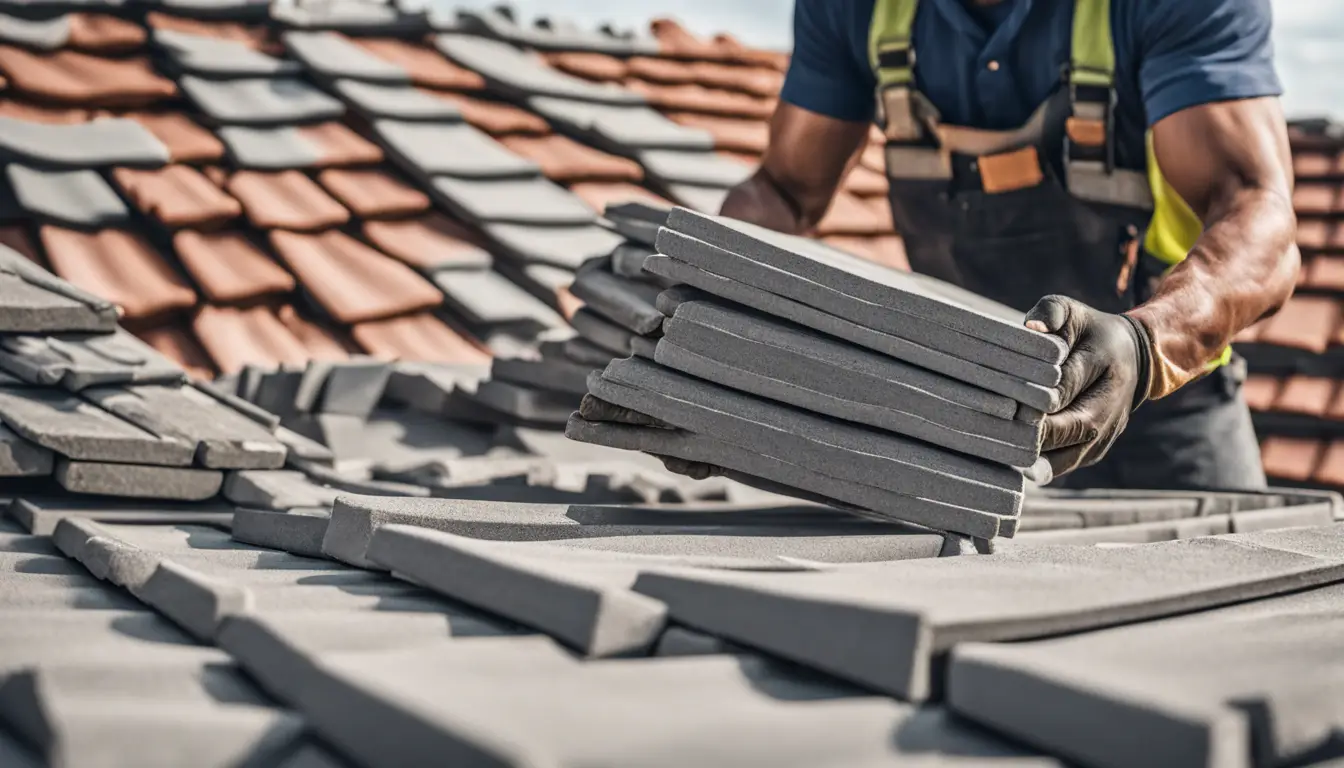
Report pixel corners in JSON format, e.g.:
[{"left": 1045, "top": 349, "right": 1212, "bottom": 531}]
[
  {"left": 869, "top": 0, "right": 919, "bottom": 88},
  {"left": 1070, "top": 0, "right": 1115, "bottom": 88}
]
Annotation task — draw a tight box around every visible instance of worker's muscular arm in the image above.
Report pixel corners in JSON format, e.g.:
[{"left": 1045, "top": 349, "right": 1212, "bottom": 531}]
[
  {"left": 1130, "top": 96, "right": 1298, "bottom": 398},
  {"left": 719, "top": 102, "right": 870, "bottom": 234}
]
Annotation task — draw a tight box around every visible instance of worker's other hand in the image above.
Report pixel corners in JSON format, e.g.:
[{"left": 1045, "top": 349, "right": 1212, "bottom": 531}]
[
  {"left": 578, "top": 395, "right": 725, "bottom": 480},
  {"left": 1025, "top": 295, "right": 1152, "bottom": 477}
]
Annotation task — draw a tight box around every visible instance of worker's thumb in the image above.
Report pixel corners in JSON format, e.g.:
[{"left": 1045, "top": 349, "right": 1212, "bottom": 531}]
[{"left": 1025, "top": 295, "right": 1087, "bottom": 349}]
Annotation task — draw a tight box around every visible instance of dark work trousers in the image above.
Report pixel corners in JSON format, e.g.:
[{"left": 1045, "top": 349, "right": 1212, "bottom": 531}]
[{"left": 1051, "top": 358, "right": 1267, "bottom": 491}]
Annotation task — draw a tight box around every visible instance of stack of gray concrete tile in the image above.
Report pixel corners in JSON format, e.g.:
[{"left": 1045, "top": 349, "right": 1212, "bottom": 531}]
[
  {"left": 0, "top": 252, "right": 296, "bottom": 501},
  {"left": 568, "top": 207, "right": 1080, "bottom": 539}
]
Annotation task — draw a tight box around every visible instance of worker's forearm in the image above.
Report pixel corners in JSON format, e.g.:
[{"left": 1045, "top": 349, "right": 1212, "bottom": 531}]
[
  {"left": 1127, "top": 187, "right": 1298, "bottom": 398},
  {"left": 719, "top": 169, "right": 811, "bottom": 235}
]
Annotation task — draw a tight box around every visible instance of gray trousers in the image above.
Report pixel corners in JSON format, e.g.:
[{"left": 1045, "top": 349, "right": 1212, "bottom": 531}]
[{"left": 1052, "top": 358, "right": 1266, "bottom": 492}]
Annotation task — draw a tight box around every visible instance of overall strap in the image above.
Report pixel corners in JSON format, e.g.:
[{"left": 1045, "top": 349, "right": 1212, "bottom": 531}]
[
  {"left": 1065, "top": 0, "right": 1154, "bottom": 210},
  {"left": 869, "top": 0, "right": 934, "bottom": 143}
]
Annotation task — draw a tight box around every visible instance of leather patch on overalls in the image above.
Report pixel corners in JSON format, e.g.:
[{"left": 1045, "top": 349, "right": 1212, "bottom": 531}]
[
  {"left": 978, "top": 146, "right": 1044, "bottom": 194},
  {"left": 1065, "top": 117, "right": 1107, "bottom": 147}
]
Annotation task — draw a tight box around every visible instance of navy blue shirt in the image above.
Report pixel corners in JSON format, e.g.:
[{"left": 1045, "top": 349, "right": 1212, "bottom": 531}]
[{"left": 781, "top": 0, "right": 1282, "bottom": 169}]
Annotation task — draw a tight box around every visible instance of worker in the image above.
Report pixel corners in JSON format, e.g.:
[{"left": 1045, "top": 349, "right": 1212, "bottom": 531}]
[{"left": 581, "top": 0, "right": 1298, "bottom": 491}]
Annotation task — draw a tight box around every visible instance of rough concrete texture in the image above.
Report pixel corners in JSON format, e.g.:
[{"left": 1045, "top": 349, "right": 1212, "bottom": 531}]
[
  {"left": 223, "top": 470, "right": 340, "bottom": 510},
  {"left": 0, "top": 386, "right": 195, "bottom": 466},
  {"left": 570, "top": 268, "right": 665, "bottom": 335},
  {"left": 5, "top": 496, "right": 235, "bottom": 535},
  {"left": 0, "top": 422, "right": 53, "bottom": 476},
  {"left": 55, "top": 460, "right": 224, "bottom": 501},
  {"left": 0, "top": 330, "right": 185, "bottom": 391},
  {"left": 230, "top": 508, "right": 332, "bottom": 558}
]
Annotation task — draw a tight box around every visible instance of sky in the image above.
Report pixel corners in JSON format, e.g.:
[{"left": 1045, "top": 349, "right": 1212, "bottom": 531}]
[{"left": 453, "top": 0, "right": 1344, "bottom": 119}]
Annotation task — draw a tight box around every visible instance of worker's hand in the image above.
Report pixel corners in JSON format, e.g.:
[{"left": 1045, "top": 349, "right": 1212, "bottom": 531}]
[
  {"left": 578, "top": 395, "right": 725, "bottom": 480},
  {"left": 1025, "top": 295, "right": 1152, "bottom": 477}
]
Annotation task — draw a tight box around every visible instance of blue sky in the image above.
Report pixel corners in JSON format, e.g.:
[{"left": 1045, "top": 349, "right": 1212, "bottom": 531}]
[{"left": 454, "top": 0, "right": 1344, "bottom": 119}]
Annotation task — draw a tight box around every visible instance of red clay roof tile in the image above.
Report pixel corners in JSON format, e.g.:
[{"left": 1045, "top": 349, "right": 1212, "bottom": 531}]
[
  {"left": 1294, "top": 183, "right": 1339, "bottom": 215},
  {"left": 690, "top": 61, "right": 783, "bottom": 98},
  {"left": 114, "top": 111, "right": 226, "bottom": 163},
  {"left": 1313, "top": 441, "right": 1344, "bottom": 488},
  {"left": 226, "top": 170, "right": 350, "bottom": 231},
  {"left": 354, "top": 38, "right": 485, "bottom": 90},
  {"left": 113, "top": 165, "right": 242, "bottom": 229},
  {"left": 276, "top": 304, "right": 353, "bottom": 361},
  {"left": 135, "top": 323, "right": 216, "bottom": 380},
  {"left": 664, "top": 110, "right": 767, "bottom": 153},
  {"left": 297, "top": 122, "right": 384, "bottom": 166},
  {"left": 708, "top": 31, "right": 790, "bottom": 70},
  {"left": 0, "top": 98, "right": 90, "bottom": 124},
  {"left": 1260, "top": 436, "right": 1323, "bottom": 482},
  {"left": 67, "top": 14, "right": 147, "bottom": 53},
  {"left": 362, "top": 212, "right": 490, "bottom": 271},
  {"left": 822, "top": 234, "right": 909, "bottom": 271},
  {"left": 1294, "top": 152, "right": 1337, "bottom": 180},
  {"left": 845, "top": 162, "right": 889, "bottom": 197},
  {"left": 1274, "top": 374, "right": 1337, "bottom": 416},
  {"left": 1241, "top": 374, "right": 1280, "bottom": 412},
  {"left": 428, "top": 90, "right": 549, "bottom": 135},
  {"left": 815, "top": 190, "right": 893, "bottom": 236},
  {"left": 649, "top": 18, "right": 737, "bottom": 61},
  {"left": 0, "top": 225, "right": 40, "bottom": 265},
  {"left": 145, "top": 12, "right": 272, "bottom": 50},
  {"left": 269, "top": 229, "right": 442, "bottom": 324},
  {"left": 858, "top": 143, "right": 885, "bottom": 174},
  {"left": 1298, "top": 219, "right": 1332, "bottom": 250},
  {"left": 542, "top": 51, "right": 628, "bottom": 83},
  {"left": 193, "top": 304, "right": 311, "bottom": 373},
  {"left": 568, "top": 181, "right": 673, "bottom": 213},
  {"left": 1328, "top": 383, "right": 1344, "bottom": 422},
  {"left": 1305, "top": 255, "right": 1344, "bottom": 292},
  {"left": 498, "top": 133, "right": 643, "bottom": 183},
  {"left": 174, "top": 230, "right": 296, "bottom": 304},
  {"left": 625, "top": 56, "right": 698, "bottom": 84},
  {"left": 351, "top": 311, "right": 489, "bottom": 364},
  {"left": 1254, "top": 295, "right": 1341, "bottom": 353},
  {"left": 41, "top": 226, "right": 196, "bottom": 320},
  {"left": 0, "top": 47, "right": 176, "bottom": 107},
  {"left": 624, "top": 78, "right": 774, "bottom": 119},
  {"left": 715, "top": 149, "right": 760, "bottom": 167},
  {"left": 317, "top": 167, "right": 430, "bottom": 219}
]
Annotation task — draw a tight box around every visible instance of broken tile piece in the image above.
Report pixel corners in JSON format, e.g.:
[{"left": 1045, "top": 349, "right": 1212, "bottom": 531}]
[
  {"left": 0, "top": 330, "right": 184, "bottom": 390},
  {"left": 0, "top": 245, "right": 118, "bottom": 333},
  {"left": 55, "top": 458, "right": 224, "bottom": 500},
  {"left": 0, "top": 385, "right": 194, "bottom": 465},
  {"left": 82, "top": 384, "right": 287, "bottom": 469},
  {"left": 0, "top": 422, "right": 52, "bottom": 476}
]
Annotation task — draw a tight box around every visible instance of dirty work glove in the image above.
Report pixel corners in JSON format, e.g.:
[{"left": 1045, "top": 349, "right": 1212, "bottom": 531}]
[
  {"left": 1025, "top": 295, "right": 1152, "bottom": 478},
  {"left": 578, "top": 395, "right": 725, "bottom": 480}
]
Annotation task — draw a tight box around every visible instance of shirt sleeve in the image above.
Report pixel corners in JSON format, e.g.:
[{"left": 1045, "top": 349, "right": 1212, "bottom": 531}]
[
  {"left": 1138, "top": 0, "right": 1282, "bottom": 126},
  {"left": 779, "top": 0, "right": 878, "bottom": 123}
]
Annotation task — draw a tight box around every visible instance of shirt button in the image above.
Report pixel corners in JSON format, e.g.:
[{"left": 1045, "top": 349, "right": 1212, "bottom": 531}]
[{"left": 987, "top": 60, "right": 1000, "bottom": 71}]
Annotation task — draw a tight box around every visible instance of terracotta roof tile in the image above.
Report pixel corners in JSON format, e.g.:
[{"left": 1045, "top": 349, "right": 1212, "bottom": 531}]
[
  {"left": 1294, "top": 152, "right": 1337, "bottom": 180},
  {"left": 268, "top": 229, "right": 442, "bottom": 324},
  {"left": 626, "top": 56, "right": 698, "bottom": 84},
  {"left": 844, "top": 162, "right": 889, "bottom": 197},
  {"left": 708, "top": 31, "right": 790, "bottom": 70},
  {"left": 174, "top": 230, "right": 296, "bottom": 304},
  {"left": 297, "top": 122, "right": 384, "bottom": 165},
  {"left": 352, "top": 311, "right": 489, "bottom": 364},
  {"left": 543, "top": 51, "right": 628, "bottom": 82},
  {"left": 1297, "top": 219, "right": 1332, "bottom": 250},
  {"left": 0, "top": 47, "right": 176, "bottom": 107},
  {"left": 1254, "top": 295, "right": 1341, "bottom": 353},
  {"left": 664, "top": 111, "right": 767, "bottom": 153},
  {"left": 1274, "top": 374, "right": 1337, "bottom": 416},
  {"left": 1313, "top": 441, "right": 1344, "bottom": 488},
  {"left": 41, "top": 226, "right": 196, "bottom": 320},
  {"left": 317, "top": 167, "right": 430, "bottom": 219},
  {"left": 859, "top": 143, "right": 885, "bottom": 173},
  {"left": 354, "top": 38, "right": 485, "bottom": 90},
  {"left": 135, "top": 323, "right": 216, "bottom": 380},
  {"left": 1294, "top": 183, "right": 1339, "bottom": 215},
  {"left": 0, "top": 98, "right": 90, "bottom": 124},
  {"left": 1260, "top": 436, "right": 1323, "bottom": 482},
  {"left": 113, "top": 111, "right": 226, "bottom": 164},
  {"left": 192, "top": 304, "right": 311, "bottom": 373},
  {"left": 815, "top": 190, "right": 893, "bottom": 236},
  {"left": 1327, "top": 383, "right": 1344, "bottom": 421},
  {"left": 497, "top": 133, "right": 643, "bottom": 183},
  {"left": 1235, "top": 319, "right": 1263, "bottom": 343},
  {"left": 67, "top": 14, "right": 147, "bottom": 53},
  {"left": 1241, "top": 374, "right": 1280, "bottom": 412},
  {"left": 226, "top": 170, "right": 350, "bottom": 230},
  {"left": 624, "top": 79, "right": 774, "bottom": 120},
  {"left": 0, "top": 224, "right": 40, "bottom": 265},
  {"left": 145, "top": 12, "right": 272, "bottom": 50},
  {"left": 112, "top": 165, "right": 242, "bottom": 229},
  {"left": 715, "top": 149, "right": 760, "bottom": 167},
  {"left": 568, "top": 181, "right": 673, "bottom": 212},
  {"left": 429, "top": 90, "right": 549, "bottom": 135},
  {"left": 362, "top": 212, "right": 491, "bottom": 271},
  {"left": 1305, "top": 255, "right": 1344, "bottom": 292},
  {"left": 690, "top": 61, "right": 784, "bottom": 98},
  {"left": 822, "top": 234, "right": 909, "bottom": 271},
  {"left": 649, "top": 18, "right": 737, "bottom": 61},
  {"left": 276, "top": 304, "right": 354, "bottom": 360}
]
